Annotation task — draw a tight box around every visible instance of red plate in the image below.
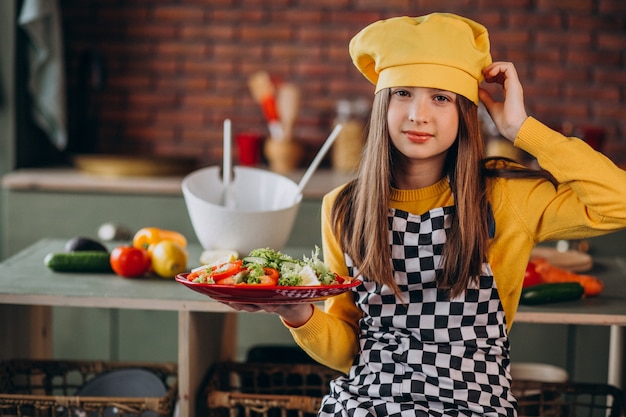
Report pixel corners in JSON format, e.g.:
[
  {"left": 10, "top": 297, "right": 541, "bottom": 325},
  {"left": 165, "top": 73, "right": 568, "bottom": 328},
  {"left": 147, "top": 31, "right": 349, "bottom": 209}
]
[{"left": 175, "top": 273, "right": 361, "bottom": 304}]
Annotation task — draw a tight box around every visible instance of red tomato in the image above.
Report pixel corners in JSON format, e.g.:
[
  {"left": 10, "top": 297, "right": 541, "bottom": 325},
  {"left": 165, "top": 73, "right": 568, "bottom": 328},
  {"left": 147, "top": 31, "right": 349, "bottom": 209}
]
[
  {"left": 259, "top": 267, "right": 279, "bottom": 285},
  {"left": 216, "top": 276, "right": 237, "bottom": 285},
  {"left": 523, "top": 261, "right": 543, "bottom": 288},
  {"left": 211, "top": 260, "right": 243, "bottom": 280},
  {"left": 110, "top": 246, "right": 151, "bottom": 278}
]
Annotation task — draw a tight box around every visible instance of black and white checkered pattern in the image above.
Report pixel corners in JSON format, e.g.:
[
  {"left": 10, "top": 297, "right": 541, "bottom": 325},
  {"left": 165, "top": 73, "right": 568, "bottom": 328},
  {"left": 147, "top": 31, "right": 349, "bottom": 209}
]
[{"left": 319, "top": 206, "right": 516, "bottom": 417}]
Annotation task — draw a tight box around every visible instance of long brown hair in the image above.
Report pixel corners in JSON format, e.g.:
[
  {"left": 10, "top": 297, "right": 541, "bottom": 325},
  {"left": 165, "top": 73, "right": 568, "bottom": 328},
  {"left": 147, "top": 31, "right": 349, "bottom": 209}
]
[{"left": 331, "top": 89, "right": 556, "bottom": 298}]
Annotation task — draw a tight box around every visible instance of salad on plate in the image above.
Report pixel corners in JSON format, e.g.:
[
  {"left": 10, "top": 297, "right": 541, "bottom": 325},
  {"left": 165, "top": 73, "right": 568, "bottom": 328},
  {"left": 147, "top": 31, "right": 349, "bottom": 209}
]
[{"left": 184, "top": 247, "right": 348, "bottom": 287}]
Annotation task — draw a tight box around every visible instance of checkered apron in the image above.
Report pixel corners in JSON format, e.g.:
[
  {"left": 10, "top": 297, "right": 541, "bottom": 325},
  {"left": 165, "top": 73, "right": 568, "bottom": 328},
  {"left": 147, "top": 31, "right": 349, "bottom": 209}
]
[{"left": 319, "top": 206, "right": 516, "bottom": 417}]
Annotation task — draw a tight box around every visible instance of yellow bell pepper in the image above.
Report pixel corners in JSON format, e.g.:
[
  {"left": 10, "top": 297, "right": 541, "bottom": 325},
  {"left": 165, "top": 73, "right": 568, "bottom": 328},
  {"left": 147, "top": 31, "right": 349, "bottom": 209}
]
[{"left": 132, "top": 227, "right": 187, "bottom": 251}]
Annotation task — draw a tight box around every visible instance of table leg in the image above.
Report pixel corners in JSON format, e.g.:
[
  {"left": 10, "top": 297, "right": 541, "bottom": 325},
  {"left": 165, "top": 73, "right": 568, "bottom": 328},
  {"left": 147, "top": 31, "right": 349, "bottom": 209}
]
[
  {"left": 0, "top": 305, "right": 52, "bottom": 360},
  {"left": 608, "top": 325, "right": 623, "bottom": 388},
  {"left": 177, "top": 311, "right": 238, "bottom": 417}
]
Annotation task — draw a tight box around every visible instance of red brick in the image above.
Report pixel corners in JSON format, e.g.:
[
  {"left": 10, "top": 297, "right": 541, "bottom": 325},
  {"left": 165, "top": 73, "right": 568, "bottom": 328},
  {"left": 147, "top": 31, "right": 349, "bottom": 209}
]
[
  {"left": 271, "top": 9, "right": 324, "bottom": 24},
  {"left": 535, "top": 31, "right": 592, "bottom": 48},
  {"left": 100, "top": 108, "right": 152, "bottom": 125},
  {"left": 127, "top": 92, "right": 178, "bottom": 107},
  {"left": 417, "top": 0, "right": 479, "bottom": 10},
  {"left": 180, "top": 24, "right": 236, "bottom": 40},
  {"left": 124, "top": 59, "right": 179, "bottom": 75},
  {"left": 476, "top": 0, "right": 532, "bottom": 7},
  {"left": 212, "top": 43, "right": 264, "bottom": 60},
  {"left": 156, "top": 42, "right": 208, "bottom": 57},
  {"left": 563, "top": 84, "right": 620, "bottom": 102},
  {"left": 567, "top": 15, "right": 623, "bottom": 32},
  {"left": 155, "top": 76, "right": 210, "bottom": 91},
  {"left": 210, "top": 8, "right": 265, "bottom": 22},
  {"left": 593, "top": 68, "right": 626, "bottom": 85},
  {"left": 536, "top": 0, "right": 594, "bottom": 13},
  {"left": 303, "top": 0, "right": 350, "bottom": 7},
  {"left": 154, "top": 110, "right": 205, "bottom": 127},
  {"left": 99, "top": 42, "right": 155, "bottom": 58},
  {"left": 125, "top": 24, "right": 179, "bottom": 40},
  {"left": 181, "top": 94, "right": 235, "bottom": 108},
  {"left": 240, "top": 26, "right": 292, "bottom": 42},
  {"left": 594, "top": 104, "right": 626, "bottom": 120},
  {"left": 268, "top": 44, "right": 322, "bottom": 60},
  {"left": 351, "top": 0, "right": 411, "bottom": 10},
  {"left": 507, "top": 12, "right": 563, "bottom": 29},
  {"left": 599, "top": 0, "right": 626, "bottom": 14},
  {"left": 153, "top": 5, "right": 206, "bottom": 23},
  {"left": 523, "top": 83, "right": 561, "bottom": 100},
  {"left": 565, "top": 49, "right": 621, "bottom": 67},
  {"left": 182, "top": 128, "right": 223, "bottom": 143},
  {"left": 533, "top": 100, "right": 590, "bottom": 121},
  {"left": 533, "top": 65, "right": 591, "bottom": 83},
  {"left": 488, "top": 29, "right": 532, "bottom": 46},
  {"left": 597, "top": 32, "right": 626, "bottom": 51},
  {"left": 106, "top": 74, "right": 154, "bottom": 90},
  {"left": 124, "top": 126, "right": 177, "bottom": 142}
]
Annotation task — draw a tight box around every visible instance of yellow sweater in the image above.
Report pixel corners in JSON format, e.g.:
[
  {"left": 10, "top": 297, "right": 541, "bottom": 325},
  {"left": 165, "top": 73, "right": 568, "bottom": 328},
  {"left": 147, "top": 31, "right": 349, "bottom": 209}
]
[{"left": 287, "top": 117, "right": 626, "bottom": 374}]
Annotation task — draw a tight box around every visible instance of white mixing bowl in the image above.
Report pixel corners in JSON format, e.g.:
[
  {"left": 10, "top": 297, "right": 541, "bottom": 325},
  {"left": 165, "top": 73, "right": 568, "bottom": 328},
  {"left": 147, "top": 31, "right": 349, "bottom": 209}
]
[{"left": 182, "top": 166, "right": 302, "bottom": 256}]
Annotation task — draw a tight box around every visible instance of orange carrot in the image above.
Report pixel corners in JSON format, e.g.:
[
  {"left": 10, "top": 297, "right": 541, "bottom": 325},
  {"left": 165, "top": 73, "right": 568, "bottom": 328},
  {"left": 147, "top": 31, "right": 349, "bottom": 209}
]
[{"left": 532, "top": 257, "right": 604, "bottom": 297}]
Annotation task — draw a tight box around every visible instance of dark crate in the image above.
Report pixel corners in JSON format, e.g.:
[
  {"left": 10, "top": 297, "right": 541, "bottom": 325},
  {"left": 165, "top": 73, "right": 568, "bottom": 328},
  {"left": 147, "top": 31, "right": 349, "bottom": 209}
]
[{"left": 0, "top": 359, "right": 177, "bottom": 417}]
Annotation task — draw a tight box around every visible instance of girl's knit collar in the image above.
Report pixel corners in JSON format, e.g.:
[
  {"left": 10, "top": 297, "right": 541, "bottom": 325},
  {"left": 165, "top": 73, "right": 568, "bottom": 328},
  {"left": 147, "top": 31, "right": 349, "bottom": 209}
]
[{"left": 390, "top": 176, "right": 450, "bottom": 202}]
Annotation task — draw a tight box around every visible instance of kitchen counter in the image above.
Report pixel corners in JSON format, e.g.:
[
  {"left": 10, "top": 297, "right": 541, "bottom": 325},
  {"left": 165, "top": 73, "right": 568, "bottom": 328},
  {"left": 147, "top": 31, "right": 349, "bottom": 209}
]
[{"left": 1, "top": 167, "right": 356, "bottom": 198}]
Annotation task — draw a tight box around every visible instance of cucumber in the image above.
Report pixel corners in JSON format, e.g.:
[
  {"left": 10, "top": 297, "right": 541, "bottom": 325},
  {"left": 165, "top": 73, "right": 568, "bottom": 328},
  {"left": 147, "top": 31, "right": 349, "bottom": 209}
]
[
  {"left": 520, "top": 282, "right": 584, "bottom": 305},
  {"left": 44, "top": 251, "right": 113, "bottom": 273},
  {"left": 242, "top": 256, "right": 268, "bottom": 266}
]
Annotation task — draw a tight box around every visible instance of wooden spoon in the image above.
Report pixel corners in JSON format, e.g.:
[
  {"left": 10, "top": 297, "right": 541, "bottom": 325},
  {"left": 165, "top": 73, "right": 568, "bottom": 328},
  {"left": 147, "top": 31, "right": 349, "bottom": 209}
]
[
  {"left": 277, "top": 83, "right": 300, "bottom": 141},
  {"left": 248, "top": 71, "right": 283, "bottom": 140}
]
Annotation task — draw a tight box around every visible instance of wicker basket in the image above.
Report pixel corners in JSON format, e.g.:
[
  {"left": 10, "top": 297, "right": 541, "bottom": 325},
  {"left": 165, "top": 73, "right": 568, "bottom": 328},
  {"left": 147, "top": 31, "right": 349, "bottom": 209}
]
[
  {"left": 200, "top": 362, "right": 342, "bottom": 417},
  {"left": 0, "top": 359, "right": 177, "bottom": 417},
  {"left": 200, "top": 361, "right": 626, "bottom": 417},
  {"left": 512, "top": 379, "right": 626, "bottom": 417}
]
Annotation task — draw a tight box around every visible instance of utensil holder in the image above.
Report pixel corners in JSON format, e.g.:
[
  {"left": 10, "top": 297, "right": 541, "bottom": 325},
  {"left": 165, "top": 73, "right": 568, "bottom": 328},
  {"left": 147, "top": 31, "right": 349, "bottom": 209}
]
[{"left": 264, "top": 138, "right": 303, "bottom": 174}]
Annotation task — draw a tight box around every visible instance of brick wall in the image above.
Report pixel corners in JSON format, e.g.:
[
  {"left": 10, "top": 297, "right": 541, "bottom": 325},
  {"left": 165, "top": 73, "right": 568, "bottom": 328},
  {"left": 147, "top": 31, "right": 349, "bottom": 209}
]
[{"left": 60, "top": 0, "right": 626, "bottom": 167}]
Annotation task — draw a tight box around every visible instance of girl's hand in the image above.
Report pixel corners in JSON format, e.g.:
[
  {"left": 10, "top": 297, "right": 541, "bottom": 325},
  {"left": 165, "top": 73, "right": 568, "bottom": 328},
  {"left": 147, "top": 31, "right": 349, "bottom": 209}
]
[
  {"left": 220, "top": 301, "right": 314, "bottom": 327},
  {"left": 478, "top": 61, "right": 528, "bottom": 142}
]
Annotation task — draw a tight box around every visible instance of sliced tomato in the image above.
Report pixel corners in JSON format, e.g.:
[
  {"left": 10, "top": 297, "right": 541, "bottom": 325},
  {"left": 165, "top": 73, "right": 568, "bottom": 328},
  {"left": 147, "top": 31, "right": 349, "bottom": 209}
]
[
  {"left": 255, "top": 267, "right": 279, "bottom": 286},
  {"left": 186, "top": 269, "right": 204, "bottom": 281},
  {"left": 211, "top": 260, "right": 243, "bottom": 280},
  {"left": 215, "top": 276, "right": 236, "bottom": 285}
]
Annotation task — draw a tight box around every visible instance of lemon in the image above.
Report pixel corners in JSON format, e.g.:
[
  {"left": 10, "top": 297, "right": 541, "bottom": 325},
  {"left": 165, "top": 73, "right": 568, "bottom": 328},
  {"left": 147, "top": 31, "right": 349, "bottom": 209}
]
[
  {"left": 151, "top": 240, "right": 188, "bottom": 278},
  {"left": 199, "top": 249, "right": 239, "bottom": 267}
]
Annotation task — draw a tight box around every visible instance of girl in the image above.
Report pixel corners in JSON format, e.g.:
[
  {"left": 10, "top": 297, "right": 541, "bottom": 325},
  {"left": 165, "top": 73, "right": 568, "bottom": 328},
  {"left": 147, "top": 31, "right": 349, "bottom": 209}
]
[{"left": 227, "top": 13, "right": 626, "bottom": 416}]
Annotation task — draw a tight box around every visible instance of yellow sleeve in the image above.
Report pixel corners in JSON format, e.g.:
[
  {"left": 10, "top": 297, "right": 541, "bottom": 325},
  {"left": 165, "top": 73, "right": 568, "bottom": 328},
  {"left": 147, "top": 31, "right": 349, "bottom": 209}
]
[
  {"left": 491, "top": 117, "right": 626, "bottom": 328},
  {"left": 513, "top": 117, "right": 626, "bottom": 240},
  {"left": 283, "top": 187, "right": 362, "bottom": 374}
]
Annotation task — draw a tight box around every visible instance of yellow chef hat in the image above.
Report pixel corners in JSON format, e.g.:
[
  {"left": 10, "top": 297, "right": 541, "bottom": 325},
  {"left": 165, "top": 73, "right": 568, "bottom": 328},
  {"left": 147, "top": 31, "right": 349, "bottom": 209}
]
[{"left": 349, "top": 13, "right": 492, "bottom": 105}]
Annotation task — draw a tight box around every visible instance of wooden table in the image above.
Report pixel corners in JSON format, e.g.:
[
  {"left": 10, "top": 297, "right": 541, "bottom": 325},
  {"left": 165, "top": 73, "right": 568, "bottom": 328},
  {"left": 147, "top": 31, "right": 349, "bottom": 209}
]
[
  {"left": 1, "top": 239, "right": 625, "bottom": 416},
  {"left": 515, "top": 256, "right": 626, "bottom": 387},
  {"left": 0, "top": 239, "right": 309, "bottom": 417}
]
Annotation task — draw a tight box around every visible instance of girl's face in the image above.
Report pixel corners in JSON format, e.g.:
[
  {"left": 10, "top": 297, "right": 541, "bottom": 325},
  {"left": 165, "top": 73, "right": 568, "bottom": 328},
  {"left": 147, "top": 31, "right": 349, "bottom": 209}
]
[{"left": 387, "top": 87, "right": 459, "bottom": 167}]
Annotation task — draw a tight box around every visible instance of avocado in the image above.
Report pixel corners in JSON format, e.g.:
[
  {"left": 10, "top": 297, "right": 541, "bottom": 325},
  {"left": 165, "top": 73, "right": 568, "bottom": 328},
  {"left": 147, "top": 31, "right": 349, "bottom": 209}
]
[{"left": 65, "top": 236, "right": 109, "bottom": 253}]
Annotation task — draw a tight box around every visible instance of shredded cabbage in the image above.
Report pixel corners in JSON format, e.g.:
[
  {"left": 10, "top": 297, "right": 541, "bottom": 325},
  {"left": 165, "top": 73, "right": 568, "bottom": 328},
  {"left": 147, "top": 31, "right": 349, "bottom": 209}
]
[{"left": 245, "top": 246, "right": 337, "bottom": 286}]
